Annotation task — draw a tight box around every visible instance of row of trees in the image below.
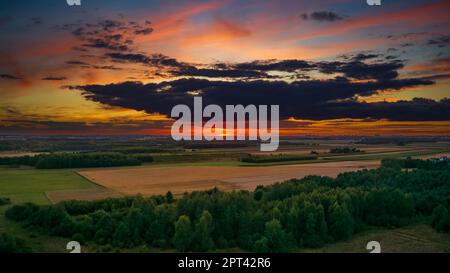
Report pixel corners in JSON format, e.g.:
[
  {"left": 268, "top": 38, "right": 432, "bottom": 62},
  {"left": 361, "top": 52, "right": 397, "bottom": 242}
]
[
  {"left": 5, "top": 158, "right": 450, "bottom": 252},
  {"left": 432, "top": 205, "right": 450, "bottom": 232},
  {"left": 0, "top": 233, "right": 29, "bottom": 253},
  {"left": 0, "top": 152, "right": 147, "bottom": 169},
  {"left": 240, "top": 155, "right": 316, "bottom": 164},
  {"left": 329, "top": 147, "right": 364, "bottom": 154},
  {"left": 0, "top": 197, "right": 11, "bottom": 206},
  {"left": 0, "top": 144, "right": 15, "bottom": 151}
]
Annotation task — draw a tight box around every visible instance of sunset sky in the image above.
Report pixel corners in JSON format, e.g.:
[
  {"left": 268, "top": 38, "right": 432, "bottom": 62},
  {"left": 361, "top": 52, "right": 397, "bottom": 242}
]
[{"left": 0, "top": 0, "right": 449, "bottom": 136}]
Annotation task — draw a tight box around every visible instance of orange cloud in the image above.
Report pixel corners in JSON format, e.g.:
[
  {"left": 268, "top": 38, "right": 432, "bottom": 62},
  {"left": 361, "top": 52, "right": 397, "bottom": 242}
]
[{"left": 181, "top": 18, "right": 252, "bottom": 48}]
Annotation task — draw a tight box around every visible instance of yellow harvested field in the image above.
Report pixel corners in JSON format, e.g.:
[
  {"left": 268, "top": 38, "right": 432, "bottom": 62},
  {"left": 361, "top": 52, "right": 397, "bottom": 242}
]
[{"left": 78, "top": 160, "right": 380, "bottom": 196}]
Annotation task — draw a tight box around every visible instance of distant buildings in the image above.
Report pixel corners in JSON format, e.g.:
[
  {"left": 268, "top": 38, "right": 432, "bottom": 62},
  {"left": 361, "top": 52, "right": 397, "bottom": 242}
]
[{"left": 430, "top": 156, "right": 449, "bottom": 163}]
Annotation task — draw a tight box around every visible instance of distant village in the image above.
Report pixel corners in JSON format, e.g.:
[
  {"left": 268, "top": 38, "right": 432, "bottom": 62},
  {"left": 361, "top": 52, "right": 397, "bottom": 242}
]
[{"left": 430, "top": 156, "right": 449, "bottom": 163}]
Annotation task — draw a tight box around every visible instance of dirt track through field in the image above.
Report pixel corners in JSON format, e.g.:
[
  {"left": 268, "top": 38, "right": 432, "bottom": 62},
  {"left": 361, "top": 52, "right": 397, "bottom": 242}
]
[{"left": 78, "top": 160, "right": 380, "bottom": 196}]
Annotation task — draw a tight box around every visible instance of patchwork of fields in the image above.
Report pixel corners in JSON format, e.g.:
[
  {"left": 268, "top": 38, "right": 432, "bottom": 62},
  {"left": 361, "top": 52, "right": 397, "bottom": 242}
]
[
  {"left": 0, "top": 167, "right": 100, "bottom": 205},
  {"left": 1, "top": 140, "right": 449, "bottom": 253},
  {"left": 78, "top": 160, "right": 379, "bottom": 197},
  {"left": 1, "top": 142, "right": 449, "bottom": 204}
]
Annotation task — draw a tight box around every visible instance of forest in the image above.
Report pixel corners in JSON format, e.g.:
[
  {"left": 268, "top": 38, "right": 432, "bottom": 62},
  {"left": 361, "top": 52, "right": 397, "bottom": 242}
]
[
  {"left": 3, "top": 158, "right": 450, "bottom": 252},
  {"left": 0, "top": 152, "right": 146, "bottom": 169},
  {"left": 329, "top": 147, "right": 364, "bottom": 154}
]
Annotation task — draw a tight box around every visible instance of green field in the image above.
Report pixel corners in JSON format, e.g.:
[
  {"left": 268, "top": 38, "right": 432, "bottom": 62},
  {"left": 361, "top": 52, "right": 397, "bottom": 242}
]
[
  {"left": 0, "top": 166, "right": 99, "bottom": 205},
  {"left": 0, "top": 167, "right": 100, "bottom": 252},
  {"left": 300, "top": 225, "right": 450, "bottom": 253}
]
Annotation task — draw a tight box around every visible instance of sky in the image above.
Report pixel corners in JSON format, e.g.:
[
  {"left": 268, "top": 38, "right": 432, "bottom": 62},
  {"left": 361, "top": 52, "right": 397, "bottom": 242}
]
[{"left": 0, "top": 0, "right": 449, "bottom": 136}]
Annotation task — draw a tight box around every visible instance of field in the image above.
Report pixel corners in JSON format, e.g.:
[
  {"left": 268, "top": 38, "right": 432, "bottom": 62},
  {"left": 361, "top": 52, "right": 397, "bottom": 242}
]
[
  {"left": 73, "top": 141, "right": 450, "bottom": 199},
  {"left": 1, "top": 138, "right": 449, "bottom": 253},
  {"left": 1, "top": 140, "right": 449, "bottom": 203},
  {"left": 301, "top": 224, "right": 450, "bottom": 253},
  {"left": 78, "top": 160, "right": 380, "bottom": 197},
  {"left": 0, "top": 167, "right": 101, "bottom": 205}
]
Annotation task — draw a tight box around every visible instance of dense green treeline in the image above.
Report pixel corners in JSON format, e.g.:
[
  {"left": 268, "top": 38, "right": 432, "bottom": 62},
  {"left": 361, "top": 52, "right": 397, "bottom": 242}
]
[
  {"left": 112, "top": 147, "right": 172, "bottom": 154},
  {"left": 183, "top": 142, "right": 250, "bottom": 149},
  {"left": 0, "top": 138, "right": 181, "bottom": 153},
  {"left": 0, "top": 197, "right": 11, "bottom": 206},
  {"left": 4, "top": 158, "right": 450, "bottom": 252},
  {"left": 0, "top": 233, "right": 30, "bottom": 253},
  {"left": 0, "top": 152, "right": 146, "bottom": 169},
  {"left": 240, "top": 155, "right": 316, "bottom": 163},
  {"left": 0, "top": 155, "right": 39, "bottom": 166},
  {"left": 329, "top": 147, "right": 364, "bottom": 154},
  {"left": 0, "top": 144, "right": 16, "bottom": 151}
]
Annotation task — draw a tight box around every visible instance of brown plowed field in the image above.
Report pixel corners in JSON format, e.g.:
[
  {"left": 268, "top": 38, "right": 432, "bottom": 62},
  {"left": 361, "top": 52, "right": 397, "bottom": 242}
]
[{"left": 78, "top": 160, "right": 379, "bottom": 196}]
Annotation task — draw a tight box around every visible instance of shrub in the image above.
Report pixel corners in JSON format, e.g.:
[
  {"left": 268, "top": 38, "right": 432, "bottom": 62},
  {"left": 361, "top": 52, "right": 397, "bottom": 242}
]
[
  {"left": 0, "top": 197, "right": 11, "bottom": 206},
  {"left": 5, "top": 203, "right": 39, "bottom": 221},
  {"left": 0, "top": 233, "right": 30, "bottom": 253}
]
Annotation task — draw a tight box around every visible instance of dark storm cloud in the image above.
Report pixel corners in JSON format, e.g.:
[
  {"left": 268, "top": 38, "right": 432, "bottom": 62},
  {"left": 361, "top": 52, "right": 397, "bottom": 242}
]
[
  {"left": 318, "top": 60, "right": 404, "bottom": 81},
  {"left": 41, "top": 76, "right": 67, "bottom": 81},
  {"left": 311, "top": 98, "right": 450, "bottom": 121},
  {"left": 69, "top": 76, "right": 438, "bottom": 121},
  {"left": 0, "top": 74, "right": 20, "bottom": 80},
  {"left": 351, "top": 53, "right": 381, "bottom": 61},
  {"left": 83, "top": 39, "right": 129, "bottom": 51},
  {"left": 106, "top": 50, "right": 408, "bottom": 81},
  {"left": 427, "top": 35, "right": 450, "bottom": 48},
  {"left": 384, "top": 32, "right": 427, "bottom": 41},
  {"left": 66, "top": 60, "right": 90, "bottom": 66},
  {"left": 107, "top": 53, "right": 269, "bottom": 78},
  {"left": 64, "top": 59, "right": 122, "bottom": 71},
  {"left": 401, "top": 43, "right": 414, "bottom": 47},
  {"left": 107, "top": 53, "right": 184, "bottom": 68},
  {"left": 64, "top": 43, "right": 445, "bottom": 121},
  {"left": 231, "top": 59, "right": 316, "bottom": 72},
  {"left": 134, "top": 28, "right": 153, "bottom": 35},
  {"left": 107, "top": 53, "right": 319, "bottom": 78},
  {"left": 172, "top": 67, "right": 269, "bottom": 78},
  {"left": 58, "top": 18, "right": 154, "bottom": 53},
  {"left": 419, "top": 73, "right": 450, "bottom": 81},
  {"left": 92, "top": 65, "right": 123, "bottom": 71},
  {"left": 68, "top": 47, "right": 441, "bottom": 122},
  {"left": 301, "top": 11, "right": 344, "bottom": 22}
]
